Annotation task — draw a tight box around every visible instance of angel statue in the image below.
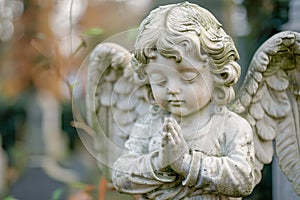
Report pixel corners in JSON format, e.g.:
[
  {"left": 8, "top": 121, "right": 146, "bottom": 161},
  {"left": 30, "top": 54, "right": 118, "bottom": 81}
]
[{"left": 84, "top": 2, "right": 300, "bottom": 199}]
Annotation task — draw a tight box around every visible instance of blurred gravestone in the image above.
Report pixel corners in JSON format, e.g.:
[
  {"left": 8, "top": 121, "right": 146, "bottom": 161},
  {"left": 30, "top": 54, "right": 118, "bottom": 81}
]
[
  {"left": 9, "top": 89, "right": 83, "bottom": 200},
  {"left": 10, "top": 89, "right": 67, "bottom": 200}
]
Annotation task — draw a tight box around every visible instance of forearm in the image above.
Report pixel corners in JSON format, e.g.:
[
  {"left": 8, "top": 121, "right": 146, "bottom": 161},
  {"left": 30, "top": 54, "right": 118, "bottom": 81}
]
[
  {"left": 112, "top": 151, "right": 176, "bottom": 194},
  {"left": 185, "top": 151, "right": 254, "bottom": 196}
]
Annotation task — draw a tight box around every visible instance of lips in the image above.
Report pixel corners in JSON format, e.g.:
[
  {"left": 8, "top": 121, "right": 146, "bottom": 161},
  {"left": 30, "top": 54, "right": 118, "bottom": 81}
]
[{"left": 167, "top": 99, "right": 185, "bottom": 106}]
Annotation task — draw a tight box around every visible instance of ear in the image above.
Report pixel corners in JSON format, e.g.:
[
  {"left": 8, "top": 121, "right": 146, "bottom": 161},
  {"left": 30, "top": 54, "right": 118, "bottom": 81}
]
[{"left": 212, "top": 85, "right": 235, "bottom": 106}]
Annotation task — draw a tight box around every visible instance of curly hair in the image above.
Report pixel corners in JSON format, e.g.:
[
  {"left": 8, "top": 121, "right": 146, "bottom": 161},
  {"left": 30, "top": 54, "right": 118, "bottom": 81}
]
[{"left": 133, "top": 2, "right": 241, "bottom": 105}]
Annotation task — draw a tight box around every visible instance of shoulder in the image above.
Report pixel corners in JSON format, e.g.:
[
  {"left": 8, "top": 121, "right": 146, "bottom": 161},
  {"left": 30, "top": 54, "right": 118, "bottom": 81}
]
[
  {"left": 226, "top": 109, "right": 250, "bottom": 127},
  {"left": 214, "top": 107, "right": 252, "bottom": 134}
]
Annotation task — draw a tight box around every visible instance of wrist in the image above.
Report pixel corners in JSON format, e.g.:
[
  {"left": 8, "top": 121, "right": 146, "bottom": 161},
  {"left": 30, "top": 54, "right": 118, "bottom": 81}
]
[
  {"left": 171, "top": 153, "right": 192, "bottom": 177},
  {"left": 150, "top": 151, "right": 162, "bottom": 171},
  {"left": 151, "top": 150, "right": 171, "bottom": 171}
]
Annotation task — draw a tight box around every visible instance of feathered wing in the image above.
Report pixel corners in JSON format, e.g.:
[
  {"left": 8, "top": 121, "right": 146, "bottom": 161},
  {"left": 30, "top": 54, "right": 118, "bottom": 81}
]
[
  {"left": 230, "top": 31, "right": 300, "bottom": 195},
  {"left": 86, "top": 42, "right": 150, "bottom": 179}
]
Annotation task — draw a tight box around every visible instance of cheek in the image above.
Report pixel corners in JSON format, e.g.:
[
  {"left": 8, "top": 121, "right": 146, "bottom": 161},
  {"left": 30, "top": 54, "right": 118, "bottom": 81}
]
[
  {"left": 186, "top": 82, "right": 213, "bottom": 102},
  {"left": 195, "top": 75, "right": 214, "bottom": 96},
  {"left": 151, "top": 86, "right": 167, "bottom": 105}
]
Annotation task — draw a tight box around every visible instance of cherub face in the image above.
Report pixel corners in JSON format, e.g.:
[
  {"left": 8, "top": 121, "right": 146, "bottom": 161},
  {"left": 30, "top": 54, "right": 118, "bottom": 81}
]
[{"left": 146, "top": 51, "right": 214, "bottom": 117}]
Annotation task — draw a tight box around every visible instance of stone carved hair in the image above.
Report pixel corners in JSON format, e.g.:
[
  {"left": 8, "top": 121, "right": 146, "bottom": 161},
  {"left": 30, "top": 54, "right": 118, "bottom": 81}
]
[{"left": 133, "top": 2, "right": 241, "bottom": 105}]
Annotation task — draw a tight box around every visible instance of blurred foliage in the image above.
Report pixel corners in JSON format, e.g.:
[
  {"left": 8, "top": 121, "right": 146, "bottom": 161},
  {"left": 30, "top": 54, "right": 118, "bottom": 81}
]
[
  {"left": 62, "top": 103, "right": 78, "bottom": 150},
  {"left": 0, "top": 0, "right": 23, "bottom": 41},
  {"left": 0, "top": 0, "right": 146, "bottom": 199},
  {"left": 0, "top": 95, "right": 26, "bottom": 165},
  {"left": 51, "top": 188, "right": 64, "bottom": 200},
  {"left": 3, "top": 196, "right": 17, "bottom": 200},
  {"left": 84, "top": 28, "right": 104, "bottom": 36}
]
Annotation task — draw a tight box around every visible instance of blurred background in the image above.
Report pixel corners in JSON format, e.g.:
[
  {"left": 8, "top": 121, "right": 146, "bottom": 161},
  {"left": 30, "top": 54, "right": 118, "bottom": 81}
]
[{"left": 0, "top": 0, "right": 298, "bottom": 199}]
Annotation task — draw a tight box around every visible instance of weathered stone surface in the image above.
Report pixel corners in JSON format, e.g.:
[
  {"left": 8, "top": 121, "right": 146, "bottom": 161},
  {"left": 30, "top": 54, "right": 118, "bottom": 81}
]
[{"left": 85, "top": 2, "right": 300, "bottom": 199}]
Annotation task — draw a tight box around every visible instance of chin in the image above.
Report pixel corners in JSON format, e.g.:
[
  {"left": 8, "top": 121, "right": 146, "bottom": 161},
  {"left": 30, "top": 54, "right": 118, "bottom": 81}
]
[{"left": 168, "top": 107, "right": 191, "bottom": 117}]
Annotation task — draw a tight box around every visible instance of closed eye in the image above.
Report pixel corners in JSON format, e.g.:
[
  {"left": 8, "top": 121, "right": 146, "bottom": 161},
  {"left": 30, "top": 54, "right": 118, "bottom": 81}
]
[
  {"left": 149, "top": 73, "right": 167, "bottom": 86},
  {"left": 151, "top": 80, "right": 167, "bottom": 86},
  {"left": 181, "top": 71, "right": 200, "bottom": 82}
]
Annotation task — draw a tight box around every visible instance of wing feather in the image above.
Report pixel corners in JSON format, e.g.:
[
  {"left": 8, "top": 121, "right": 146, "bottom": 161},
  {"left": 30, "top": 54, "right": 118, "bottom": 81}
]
[
  {"left": 265, "top": 70, "right": 289, "bottom": 91},
  {"left": 260, "top": 88, "right": 290, "bottom": 117},
  {"left": 251, "top": 84, "right": 264, "bottom": 103},
  {"left": 253, "top": 132, "right": 274, "bottom": 164},
  {"left": 245, "top": 76, "right": 259, "bottom": 95},
  {"left": 240, "top": 91, "right": 252, "bottom": 107},
  {"left": 249, "top": 102, "right": 263, "bottom": 120},
  {"left": 86, "top": 42, "right": 150, "bottom": 179},
  {"left": 251, "top": 71, "right": 263, "bottom": 83},
  {"left": 230, "top": 31, "right": 300, "bottom": 192},
  {"left": 275, "top": 91, "right": 300, "bottom": 195},
  {"left": 255, "top": 114, "right": 277, "bottom": 140}
]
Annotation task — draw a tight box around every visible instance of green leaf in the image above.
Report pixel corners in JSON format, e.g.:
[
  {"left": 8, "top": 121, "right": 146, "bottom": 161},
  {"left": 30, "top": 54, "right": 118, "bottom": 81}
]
[
  {"left": 3, "top": 196, "right": 17, "bottom": 200},
  {"left": 70, "top": 181, "right": 87, "bottom": 189},
  {"left": 84, "top": 28, "right": 104, "bottom": 36},
  {"left": 51, "top": 188, "right": 64, "bottom": 200},
  {"left": 70, "top": 81, "right": 80, "bottom": 90}
]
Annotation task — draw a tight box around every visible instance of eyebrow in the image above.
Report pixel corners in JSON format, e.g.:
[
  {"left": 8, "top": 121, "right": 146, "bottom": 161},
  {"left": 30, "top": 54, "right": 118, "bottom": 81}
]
[
  {"left": 178, "top": 66, "right": 199, "bottom": 73},
  {"left": 147, "top": 68, "right": 164, "bottom": 75},
  {"left": 149, "top": 72, "right": 165, "bottom": 78}
]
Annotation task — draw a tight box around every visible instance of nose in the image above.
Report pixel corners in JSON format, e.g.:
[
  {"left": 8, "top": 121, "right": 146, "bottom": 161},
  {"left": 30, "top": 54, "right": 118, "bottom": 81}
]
[{"left": 167, "top": 81, "right": 182, "bottom": 94}]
